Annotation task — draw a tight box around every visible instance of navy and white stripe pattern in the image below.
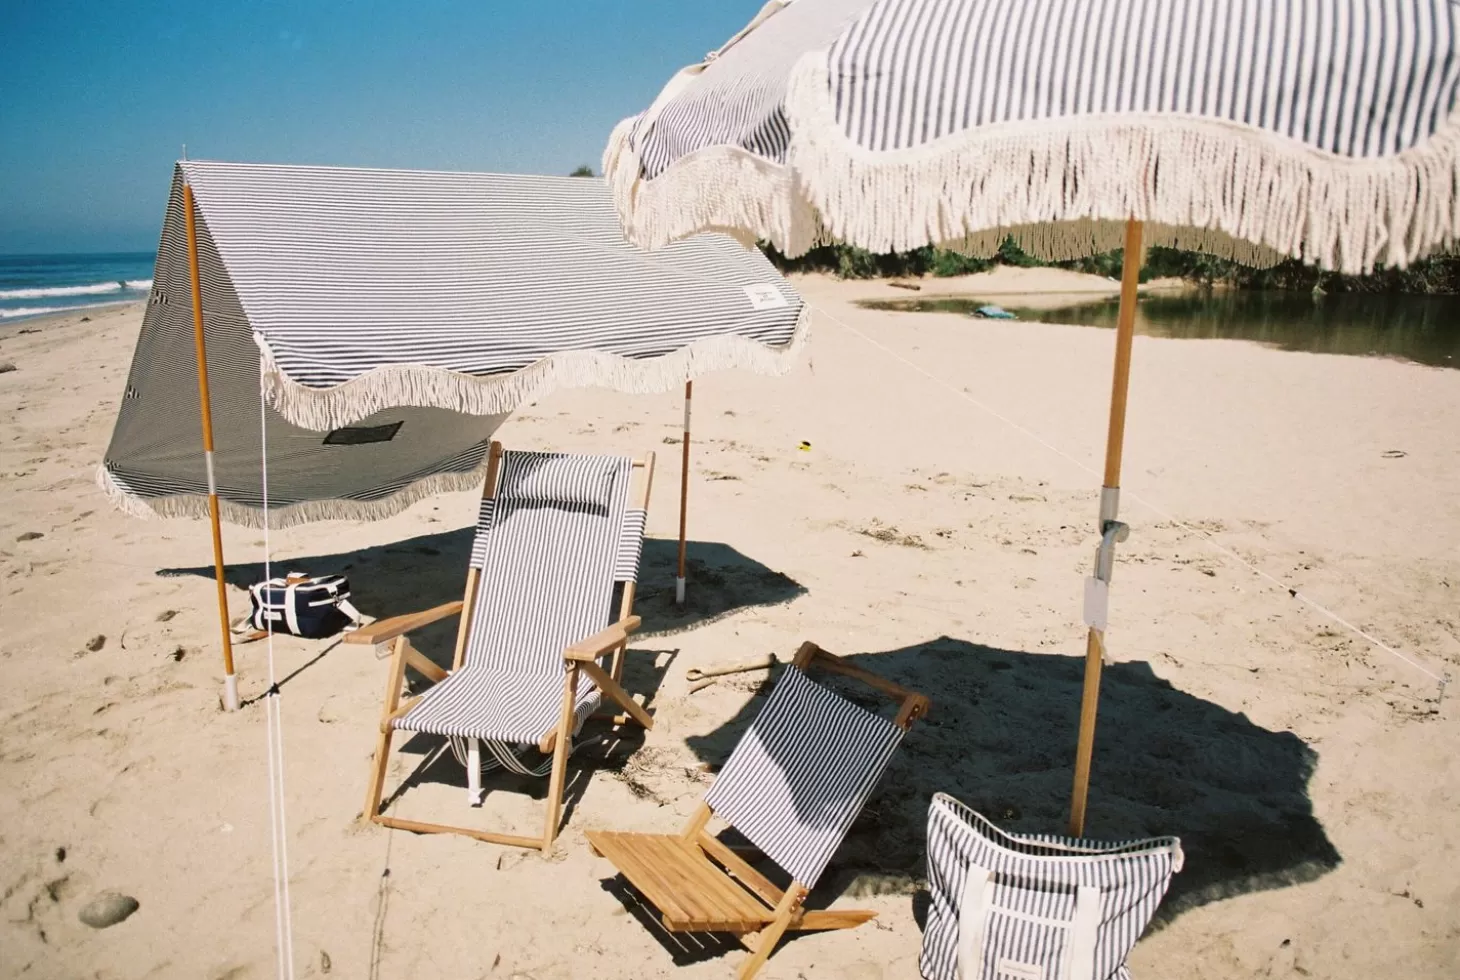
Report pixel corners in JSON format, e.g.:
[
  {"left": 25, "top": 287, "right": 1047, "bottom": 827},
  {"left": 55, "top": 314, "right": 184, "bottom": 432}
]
[
  {"left": 632, "top": 0, "right": 874, "bottom": 179},
  {"left": 100, "top": 162, "right": 806, "bottom": 527},
  {"left": 829, "top": 0, "right": 1460, "bottom": 158},
  {"left": 632, "top": 0, "right": 1459, "bottom": 172},
  {"left": 178, "top": 160, "right": 804, "bottom": 389},
  {"left": 920, "top": 793, "right": 1182, "bottom": 980},
  {"left": 611, "top": 0, "right": 1460, "bottom": 272},
  {"left": 703, "top": 665, "right": 905, "bottom": 888},
  {"left": 397, "top": 451, "right": 638, "bottom": 747}
]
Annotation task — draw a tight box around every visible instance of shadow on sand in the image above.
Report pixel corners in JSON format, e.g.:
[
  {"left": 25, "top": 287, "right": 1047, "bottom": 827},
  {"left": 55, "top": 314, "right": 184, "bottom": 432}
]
[
  {"left": 159, "top": 528, "right": 804, "bottom": 637},
  {"left": 679, "top": 636, "right": 1340, "bottom": 933}
]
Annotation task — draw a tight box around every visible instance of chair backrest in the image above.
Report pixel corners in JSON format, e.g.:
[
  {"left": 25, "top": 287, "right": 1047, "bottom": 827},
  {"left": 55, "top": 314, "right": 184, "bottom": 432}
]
[
  {"left": 462, "top": 449, "right": 645, "bottom": 675},
  {"left": 920, "top": 793, "right": 1183, "bottom": 980},
  {"left": 702, "top": 664, "right": 906, "bottom": 889}
]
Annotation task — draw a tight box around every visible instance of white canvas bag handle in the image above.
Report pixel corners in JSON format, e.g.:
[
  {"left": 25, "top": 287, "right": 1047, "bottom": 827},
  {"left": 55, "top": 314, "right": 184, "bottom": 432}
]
[
  {"left": 957, "top": 866, "right": 1102, "bottom": 980},
  {"left": 957, "top": 865, "right": 996, "bottom": 978}
]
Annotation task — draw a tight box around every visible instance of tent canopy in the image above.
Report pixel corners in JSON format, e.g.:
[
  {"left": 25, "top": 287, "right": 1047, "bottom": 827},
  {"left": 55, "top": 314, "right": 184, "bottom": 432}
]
[{"left": 100, "top": 161, "right": 807, "bottom": 528}]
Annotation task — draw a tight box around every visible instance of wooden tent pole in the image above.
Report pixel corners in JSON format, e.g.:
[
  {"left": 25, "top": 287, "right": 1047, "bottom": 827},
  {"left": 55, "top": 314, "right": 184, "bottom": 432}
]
[
  {"left": 676, "top": 381, "right": 692, "bottom": 605},
  {"left": 1068, "top": 218, "right": 1143, "bottom": 835},
  {"left": 185, "top": 182, "right": 239, "bottom": 712}
]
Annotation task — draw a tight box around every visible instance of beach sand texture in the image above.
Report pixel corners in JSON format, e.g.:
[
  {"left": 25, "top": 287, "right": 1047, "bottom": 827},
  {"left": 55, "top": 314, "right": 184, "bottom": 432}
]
[{"left": 2, "top": 271, "right": 1458, "bottom": 978}]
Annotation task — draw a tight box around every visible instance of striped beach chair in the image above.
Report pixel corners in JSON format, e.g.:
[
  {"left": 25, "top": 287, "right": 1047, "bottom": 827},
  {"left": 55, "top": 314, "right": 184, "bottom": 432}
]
[
  {"left": 587, "top": 641, "right": 929, "bottom": 979},
  {"left": 346, "top": 442, "right": 656, "bottom": 851},
  {"left": 921, "top": 793, "right": 1183, "bottom": 980}
]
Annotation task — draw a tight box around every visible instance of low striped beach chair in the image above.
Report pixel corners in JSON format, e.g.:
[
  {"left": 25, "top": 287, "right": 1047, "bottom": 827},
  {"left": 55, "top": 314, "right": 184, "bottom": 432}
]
[
  {"left": 346, "top": 442, "right": 656, "bottom": 851},
  {"left": 587, "top": 641, "right": 929, "bottom": 979},
  {"left": 921, "top": 793, "right": 1183, "bottom": 980}
]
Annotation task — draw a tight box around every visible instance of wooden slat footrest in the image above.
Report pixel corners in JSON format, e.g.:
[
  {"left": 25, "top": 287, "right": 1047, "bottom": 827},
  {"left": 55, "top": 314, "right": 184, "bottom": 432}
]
[{"left": 586, "top": 830, "right": 775, "bottom": 934}]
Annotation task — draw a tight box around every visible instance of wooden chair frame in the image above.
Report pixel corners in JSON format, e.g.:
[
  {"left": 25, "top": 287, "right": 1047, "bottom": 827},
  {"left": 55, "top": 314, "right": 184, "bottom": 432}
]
[
  {"left": 346, "top": 441, "right": 657, "bottom": 851},
  {"left": 587, "top": 641, "right": 930, "bottom": 979}
]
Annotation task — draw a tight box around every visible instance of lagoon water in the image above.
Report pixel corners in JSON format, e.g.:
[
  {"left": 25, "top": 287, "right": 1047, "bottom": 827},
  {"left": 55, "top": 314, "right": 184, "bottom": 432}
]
[
  {"left": 860, "top": 289, "right": 1460, "bottom": 369},
  {"left": 0, "top": 252, "right": 155, "bottom": 321}
]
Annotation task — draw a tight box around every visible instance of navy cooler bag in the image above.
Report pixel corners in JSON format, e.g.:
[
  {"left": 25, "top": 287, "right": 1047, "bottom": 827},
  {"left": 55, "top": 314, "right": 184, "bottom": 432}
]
[{"left": 241, "top": 572, "right": 364, "bottom": 639}]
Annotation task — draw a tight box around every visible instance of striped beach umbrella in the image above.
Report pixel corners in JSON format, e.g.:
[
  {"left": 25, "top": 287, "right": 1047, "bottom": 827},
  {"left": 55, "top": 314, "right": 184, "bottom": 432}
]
[
  {"left": 101, "top": 160, "right": 808, "bottom": 708},
  {"left": 603, "top": 0, "right": 1460, "bottom": 833}
]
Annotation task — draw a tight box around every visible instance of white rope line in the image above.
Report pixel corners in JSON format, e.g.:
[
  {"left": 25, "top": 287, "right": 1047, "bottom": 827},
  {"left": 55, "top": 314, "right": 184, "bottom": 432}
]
[
  {"left": 258, "top": 372, "right": 297, "bottom": 980},
  {"left": 813, "top": 302, "right": 1449, "bottom": 687}
]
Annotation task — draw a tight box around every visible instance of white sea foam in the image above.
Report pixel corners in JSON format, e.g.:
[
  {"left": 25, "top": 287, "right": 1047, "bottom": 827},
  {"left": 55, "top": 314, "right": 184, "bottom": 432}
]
[
  {"left": 0, "top": 278, "right": 152, "bottom": 300},
  {"left": 1, "top": 300, "right": 134, "bottom": 320}
]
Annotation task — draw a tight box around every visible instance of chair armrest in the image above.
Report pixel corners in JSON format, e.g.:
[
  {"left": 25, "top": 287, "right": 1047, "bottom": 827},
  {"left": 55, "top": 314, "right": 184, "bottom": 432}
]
[
  {"left": 342, "top": 601, "right": 464, "bottom": 645},
  {"left": 564, "top": 616, "right": 642, "bottom": 662}
]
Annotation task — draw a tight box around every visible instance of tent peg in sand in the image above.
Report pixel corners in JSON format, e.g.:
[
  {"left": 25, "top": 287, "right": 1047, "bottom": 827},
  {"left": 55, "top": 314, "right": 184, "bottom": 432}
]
[
  {"left": 184, "top": 182, "right": 239, "bottom": 712},
  {"left": 1068, "top": 218, "right": 1143, "bottom": 836}
]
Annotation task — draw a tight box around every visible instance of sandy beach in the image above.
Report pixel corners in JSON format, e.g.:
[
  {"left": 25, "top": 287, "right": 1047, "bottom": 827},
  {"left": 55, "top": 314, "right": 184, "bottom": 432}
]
[{"left": 2, "top": 269, "right": 1458, "bottom": 978}]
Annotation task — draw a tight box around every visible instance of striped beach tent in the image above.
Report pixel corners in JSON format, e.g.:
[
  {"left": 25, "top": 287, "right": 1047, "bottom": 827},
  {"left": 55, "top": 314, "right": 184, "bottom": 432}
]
[
  {"left": 604, "top": 0, "right": 1460, "bottom": 841},
  {"left": 99, "top": 160, "right": 807, "bottom": 709},
  {"left": 100, "top": 160, "right": 807, "bottom": 527}
]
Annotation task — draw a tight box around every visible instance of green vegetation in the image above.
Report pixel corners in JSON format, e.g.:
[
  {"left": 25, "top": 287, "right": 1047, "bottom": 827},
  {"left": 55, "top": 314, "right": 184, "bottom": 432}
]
[
  {"left": 568, "top": 165, "right": 595, "bottom": 177},
  {"left": 761, "top": 240, "right": 1460, "bottom": 294}
]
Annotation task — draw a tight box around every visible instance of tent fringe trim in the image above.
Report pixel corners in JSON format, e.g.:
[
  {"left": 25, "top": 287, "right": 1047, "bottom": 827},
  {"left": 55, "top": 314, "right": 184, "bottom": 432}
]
[
  {"left": 96, "top": 460, "right": 494, "bottom": 531},
  {"left": 257, "top": 304, "right": 812, "bottom": 431}
]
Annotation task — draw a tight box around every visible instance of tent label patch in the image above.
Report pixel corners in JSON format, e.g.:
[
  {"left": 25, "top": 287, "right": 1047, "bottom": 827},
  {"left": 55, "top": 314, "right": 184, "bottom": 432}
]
[{"left": 744, "top": 284, "right": 788, "bottom": 310}]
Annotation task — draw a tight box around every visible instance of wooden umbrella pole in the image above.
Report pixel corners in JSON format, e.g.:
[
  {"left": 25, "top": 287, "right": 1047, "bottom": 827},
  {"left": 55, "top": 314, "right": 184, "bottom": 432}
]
[
  {"left": 185, "top": 183, "right": 239, "bottom": 712},
  {"left": 676, "top": 381, "right": 692, "bottom": 605},
  {"left": 1068, "top": 217, "right": 1144, "bottom": 836}
]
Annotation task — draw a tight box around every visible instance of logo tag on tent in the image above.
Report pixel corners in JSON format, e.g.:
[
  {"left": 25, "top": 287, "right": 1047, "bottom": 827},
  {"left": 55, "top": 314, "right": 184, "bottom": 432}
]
[{"left": 743, "top": 283, "right": 788, "bottom": 310}]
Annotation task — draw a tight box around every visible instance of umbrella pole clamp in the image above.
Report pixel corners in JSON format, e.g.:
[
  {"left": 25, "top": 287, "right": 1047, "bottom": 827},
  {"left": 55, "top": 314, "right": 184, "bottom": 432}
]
[{"left": 1083, "top": 487, "right": 1129, "bottom": 656}]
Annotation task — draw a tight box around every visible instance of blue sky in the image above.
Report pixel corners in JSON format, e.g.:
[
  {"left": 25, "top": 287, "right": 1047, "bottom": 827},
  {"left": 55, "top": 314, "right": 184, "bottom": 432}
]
[{"left": 0, "top": 1, "right": 762, "bottom": 254}]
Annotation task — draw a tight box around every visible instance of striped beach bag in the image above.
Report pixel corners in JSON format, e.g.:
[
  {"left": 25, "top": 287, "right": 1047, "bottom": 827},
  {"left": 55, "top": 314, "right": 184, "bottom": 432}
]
[{"left": 921, "top": 793, "right": 1182, "bottom": 980}]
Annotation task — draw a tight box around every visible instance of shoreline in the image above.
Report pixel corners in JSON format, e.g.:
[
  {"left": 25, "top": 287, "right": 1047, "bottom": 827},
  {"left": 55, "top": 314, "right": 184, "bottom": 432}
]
[{"left": 0, "top": 299, "right": 144, "bottom": 339}]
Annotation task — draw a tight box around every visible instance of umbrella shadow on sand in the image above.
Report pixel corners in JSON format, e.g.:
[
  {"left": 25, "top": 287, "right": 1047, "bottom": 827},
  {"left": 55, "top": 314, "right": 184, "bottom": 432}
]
[{"left": 670, "top": 636, "right": 1339, "bottom": 942}]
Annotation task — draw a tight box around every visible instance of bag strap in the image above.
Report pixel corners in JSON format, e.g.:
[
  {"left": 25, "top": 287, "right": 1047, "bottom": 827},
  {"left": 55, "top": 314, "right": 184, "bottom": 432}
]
[
  {"left": 956, "top": 865, "right": 1103, "bottom": 980},
  {"left": 1065, "top": 886, "right": 1101, "bottom": 980},
  {"left": 335, "top": 597, "right": 364, "bottom": 632},
  {"left": 957, "top": 865, "right": 996, "bottom": 978}
]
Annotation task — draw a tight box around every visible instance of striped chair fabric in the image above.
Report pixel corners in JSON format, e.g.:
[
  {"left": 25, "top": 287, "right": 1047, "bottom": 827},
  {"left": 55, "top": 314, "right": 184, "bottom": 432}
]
[
  {"left": 703, "top": 664, "right": 906, "bottom": 888},
  {"left": 396, "top": 451, "right": 640, "bottom": 758},
  {"left": 921, "top": 793, "right": 1183, "bottom": 980}
]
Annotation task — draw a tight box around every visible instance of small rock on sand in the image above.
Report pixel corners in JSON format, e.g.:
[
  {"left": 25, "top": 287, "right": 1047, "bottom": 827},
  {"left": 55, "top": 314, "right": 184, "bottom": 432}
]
[
  {"left": 156, "top": 609, "right": 178, "bottom": 622},
  {"left": 16, "top": 531, "right": 43, "bottom": 542},
  {"left": 85, "top": 635, "right": 106, "bottom": 652},
  {"left": 0, "top": 363, "right": 16, "bottom": 374},
  {"left": 79, "top": 891, "right": 139, "bottom": 928}
]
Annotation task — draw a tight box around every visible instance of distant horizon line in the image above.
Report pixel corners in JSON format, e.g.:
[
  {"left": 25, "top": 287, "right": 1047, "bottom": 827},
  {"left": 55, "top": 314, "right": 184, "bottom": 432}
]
[{"left": 0, "top": 249, "right": 157, "bottom": 259}]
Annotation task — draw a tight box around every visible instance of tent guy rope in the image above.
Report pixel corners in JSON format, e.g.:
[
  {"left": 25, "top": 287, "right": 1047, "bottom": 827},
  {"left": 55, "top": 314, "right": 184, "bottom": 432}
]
[{"left": 258, "top": 373, "right": 298, "bottom": 980}]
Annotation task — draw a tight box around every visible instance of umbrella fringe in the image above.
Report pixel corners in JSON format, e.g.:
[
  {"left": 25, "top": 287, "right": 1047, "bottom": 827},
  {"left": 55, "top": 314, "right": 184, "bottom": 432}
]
[
  {"left": 605, "top": 115, "right": 831, "bottom": 255},
  {"left": 96, "top": 460, "right": 495, "bottom": 530},
  {"left": 253, "top": 306, "right": 811, "bottom": 432},
  {"left": 784, "top": 54, "right": 1460, "bottom": 276}
]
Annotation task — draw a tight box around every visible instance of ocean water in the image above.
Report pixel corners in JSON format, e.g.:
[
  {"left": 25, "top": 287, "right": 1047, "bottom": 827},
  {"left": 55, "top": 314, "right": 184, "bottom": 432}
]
[{"left": 0, "top": 252, "right": 156, "bottom": 321}]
